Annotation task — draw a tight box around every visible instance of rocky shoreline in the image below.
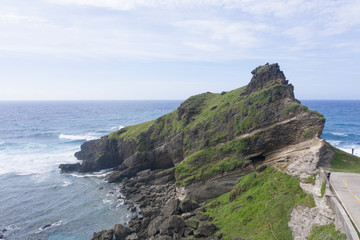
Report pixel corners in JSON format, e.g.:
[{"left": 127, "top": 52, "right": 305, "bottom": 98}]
[{"left": 92, "top": 168, "right": 219, "bottom": 240}]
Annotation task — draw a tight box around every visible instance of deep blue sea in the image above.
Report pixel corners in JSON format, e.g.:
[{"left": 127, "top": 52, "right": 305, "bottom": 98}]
[{"left": 0, "top": 100, "right": 359, "bottom": 239}]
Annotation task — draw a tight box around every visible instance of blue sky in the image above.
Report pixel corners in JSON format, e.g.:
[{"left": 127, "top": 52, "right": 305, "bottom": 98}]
[{"left": 1, "top": 0, "right": 360, "bottom": 100}]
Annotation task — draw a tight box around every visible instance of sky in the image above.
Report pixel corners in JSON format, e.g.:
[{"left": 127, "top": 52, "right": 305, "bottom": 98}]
[{"left": 0, "top": 0, "right": 360, "bottom": 100}]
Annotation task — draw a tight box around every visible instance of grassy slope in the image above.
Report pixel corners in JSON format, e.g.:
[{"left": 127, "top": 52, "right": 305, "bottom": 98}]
[
  {"left": 203, "top": 167, "right": 315, "bottom": 240},
  {"left": 309, "top": 223, "right": 346, "bottom": 240},
  {"left": 329, "top": 144, "right": 360, "bottom": 173}
]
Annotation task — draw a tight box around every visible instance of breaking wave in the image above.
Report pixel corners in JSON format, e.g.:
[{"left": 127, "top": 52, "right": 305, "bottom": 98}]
[{"left": 59, "top": 133, "right": 98, "bottom": 141}]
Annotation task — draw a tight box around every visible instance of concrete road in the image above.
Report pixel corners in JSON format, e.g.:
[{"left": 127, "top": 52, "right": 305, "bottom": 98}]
[{"left": 330, "top": 172, "right": 360, "bottom": 232}]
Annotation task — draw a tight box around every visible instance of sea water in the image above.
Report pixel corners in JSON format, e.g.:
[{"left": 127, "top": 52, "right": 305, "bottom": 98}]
[
  {"left": 0, "top": 100, "right": 359, "bottom": 239},
  {"left": 0, "top": 101, "right": 182, "bottom": 240},
  {"left": 303, "top": 100, "right": 360, "bottom": 156}
]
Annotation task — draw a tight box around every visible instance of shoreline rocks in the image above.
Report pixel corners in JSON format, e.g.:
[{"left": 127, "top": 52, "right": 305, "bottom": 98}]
[{"left": 91, "top": 168, "right": 220, "bottom": 240}]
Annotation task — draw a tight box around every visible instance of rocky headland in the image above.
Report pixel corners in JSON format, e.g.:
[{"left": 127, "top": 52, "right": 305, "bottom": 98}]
[{"left": 60, "top": 63, "right": 344, "bottom": 240}]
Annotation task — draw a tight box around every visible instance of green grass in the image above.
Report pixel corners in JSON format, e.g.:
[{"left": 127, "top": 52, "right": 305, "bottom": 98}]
[
  {"left": 303, "top": 174, "right": 317, "bottom": 185},
  {"left": 108, "top": 119, "right": 155, "bottom": 141},
  {"left": 204, "top": 167, "right": 315, "bottom": 240},
  {"left": 308, "top": 223, "right": 346, "bottom": 240},
  {"left": 329, "top": 144, "right": 360, "bottom": 173},
  {"left": 282, "top": 103, "right": 324, "bottom": 119},
  {"left": 321, "top": 181, "right": 326, "bottom": 198},
  {"left": 303, "top": 130, "right": 312, "bottom": 139},
  {"left": 175, "top": 138, "right": 250, "bottom": 185}
]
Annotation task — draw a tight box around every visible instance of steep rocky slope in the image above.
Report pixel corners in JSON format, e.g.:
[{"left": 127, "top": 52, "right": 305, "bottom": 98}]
[
  {"left": 61, "top": 63, "right": 325, "bottom": 184},
  {"left": 60, "top": 63, "right": 341, "bottom": 239}
]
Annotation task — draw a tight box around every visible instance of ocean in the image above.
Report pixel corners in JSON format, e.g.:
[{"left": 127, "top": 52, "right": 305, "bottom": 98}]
[
  {"left": 0, "top": 100, "right": 359, "bottom": 239},
  {"left": 0, "top": 101, "right": 182, "bottom": 240}
]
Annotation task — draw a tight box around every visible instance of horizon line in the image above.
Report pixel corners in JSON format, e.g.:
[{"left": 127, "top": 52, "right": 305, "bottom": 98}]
[{"left": 1, "top": 99, "right": 360, "bottom": 102}]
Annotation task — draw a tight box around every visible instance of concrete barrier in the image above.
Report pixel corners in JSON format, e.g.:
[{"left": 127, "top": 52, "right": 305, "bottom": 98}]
[{"left": 319, "top": 170, "right": 359, "bottom": 240}]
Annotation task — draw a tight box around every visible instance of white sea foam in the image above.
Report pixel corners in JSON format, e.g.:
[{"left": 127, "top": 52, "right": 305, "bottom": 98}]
[
  {"left": 331, "top": 132, "right": 348, "bottom": 137},
  {"left": 111, "top": 125, "right": 125, "bottom": 130},
  {"left": 0, "top": 141, "right": 5, "bottom": 145},
  {"left": 338, "top": 146, "right": 360, "bottom": 157},
  {"left": 36, "top": 220, "right": 62, "bottom": 233},
  {"left": 61, "top": 180, "right": 72, "bottom": 187},
  {"left": 327, "top": 140, "right": 342, "bottom": 146},
  {"left": 59, "top": 133, "right": 98, "bottom": 141},
  {"left": 103, "top": 199, "right": 114, "bottom": 205},
  {"left": 66, "top": 171, "right": 110, "bottom": 178},
  {"left": 0, "top": 146, "right": 79, "bottom": 176}
]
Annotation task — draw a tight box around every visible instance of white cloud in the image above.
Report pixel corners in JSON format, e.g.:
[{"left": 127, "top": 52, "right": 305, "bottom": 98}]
[
  {"left": 322, "top": 1, "right": 360, "bottom": 35},
  {"left": 183, "top": 42, "right": 222, "bottom": 52},
  {"left": 0, "top": 13, "right": 44, "bottom": 23},
  {"left": 174, "top": 20, "right": 268, "bottom": 49},
  {"left": 1, "top": 0, "right": 359, "bottom": 61}
]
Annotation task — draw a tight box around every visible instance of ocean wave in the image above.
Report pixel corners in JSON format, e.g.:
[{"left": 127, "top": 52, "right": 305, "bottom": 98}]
[
  {"left": 36, "top": 220, "right": 62, "bottom": 233},
  {"left": 327, "top": 140, "right": 342, "bottom": 146},
  {"left": 59, "top": 133, "right": 98, "bottom": 141},
  {"left": 1, "top": 224, "right": 20, "bottom": 238},
  {"left": 66, "top": 171, "right": 111, "bottom": 178},
  {"left": 61, "top": 180, "right": 72, "bottom": 187},
  {"left": 338, "top": 147, "right": 360, "bottom": 157},
  {"left": 111, "top": 125, "right": 125, "bottom": 131},
  {"left": 0, "top": 141, "right": 5, "bottom": 145},
  {"left": 330, "top": 132, "right": 348, "bottom": 137},
  {"left": 0, "top": 149, "right": 79, "bottom": 176}
]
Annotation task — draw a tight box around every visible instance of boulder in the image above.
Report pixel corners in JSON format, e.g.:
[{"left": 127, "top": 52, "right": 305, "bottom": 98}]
[
  {"left": 91, "top": 229, "right": 113, "bottom": 240},
  {"left": 59, "top": 163, "right": 80, "bottom": 172},
  {"left": 113, "top": 224, "right": 131, "bottom": 240},
  {"left": 125, "top": 233, "right": 139, "bottom": 240},
  {"left": 148, "top": 216, "right": 166, "bottom": 236},
  {"left": 162, "top": 198, "right": 180, "bottom": 216},
  {"left": 197, "top": 222, "right": 216, "bottom": 237},
  {"left": 179, "top": 199, "right": 200, "bottom": 213},
  {"left": 159, "top": 215, "right": 185, "bottom": 236}
]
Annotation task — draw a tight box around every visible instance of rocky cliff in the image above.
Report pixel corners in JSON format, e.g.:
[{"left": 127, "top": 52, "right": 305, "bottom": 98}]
[
  {"left": 61, "top": 63, "right": 326, "bottom": 195},
  {"left": 60, "top": 63, "right": 340, "bottom": 239}
]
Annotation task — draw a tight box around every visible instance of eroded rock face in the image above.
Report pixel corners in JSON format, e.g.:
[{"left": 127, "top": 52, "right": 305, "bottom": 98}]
[
  {"left": 246, "top": 63, "right": 289, "bottom": 94},
  {"left": 60, "top": 63, "right": 328, "bottom": 201}
]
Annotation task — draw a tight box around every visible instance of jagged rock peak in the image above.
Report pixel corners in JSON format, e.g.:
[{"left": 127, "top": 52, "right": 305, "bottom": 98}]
[{"left": 246, "top": 63, "right": 288, "bottom": 93}]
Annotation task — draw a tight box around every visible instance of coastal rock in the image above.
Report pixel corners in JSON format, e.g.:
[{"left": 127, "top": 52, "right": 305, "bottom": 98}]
[
  {"left": 162, "top": 198, "right": 180, "bottom": 216},
  {"left": 125, "top": 233, "right": 139, "bottom": 240},
  {"left": 113, "top": 224, "right": 132, "bottom": 240},
  {"left": 246, "top": 63, "right": 288, "bottom": 94},
  {"left": 148, "top": 216, "right": 166, "bottom": 236},
  {"left": 91, "top": 229, "right": 113, "bottom": 240},
  {"left": 197, "top": 222, "right": 216, "bottom": 237},
  {"left": 179, "top": 198, "right": 200, "bottom": 213},
  {"left": 158, "top": 215, "right": 185, "bottom": 236},
  {"left": 59, "top": 163, "right": 80, "bottom": 172}
]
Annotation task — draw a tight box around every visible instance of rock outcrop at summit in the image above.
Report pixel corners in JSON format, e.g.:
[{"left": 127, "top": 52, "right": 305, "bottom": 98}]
[{"left": 60, "top": 63, "right": 328, "bottom": 200}]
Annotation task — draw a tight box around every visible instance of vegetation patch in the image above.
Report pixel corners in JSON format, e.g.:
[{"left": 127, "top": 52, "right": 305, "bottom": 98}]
[
  {"left": 308, "top": 223, "right": 346, "bottom": 240},
  {"left": 303, "top": 130, "right": 312, "bottom": 139},
  {"left": 303, "top": 173, "right": 317, "bottom": 185},
  {"left": 108, "top": 119, "right": 155, "bottom": 141},
  {"left": 328, "top": 144, "right": 360, "bottom": 173},
  {"left": 175, "top": 138, "right": 250, "bottom": 185},
  {"left": 204, "top": 167, "right": 315, "bottom": 240},
  {"left": 321, "top": 181, "right": 326, "bottom": 198}
]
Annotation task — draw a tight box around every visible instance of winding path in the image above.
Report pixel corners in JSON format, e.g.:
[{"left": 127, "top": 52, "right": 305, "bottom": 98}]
[{"left": 330, "top": 172, "right": 360, "bottom": 232}]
